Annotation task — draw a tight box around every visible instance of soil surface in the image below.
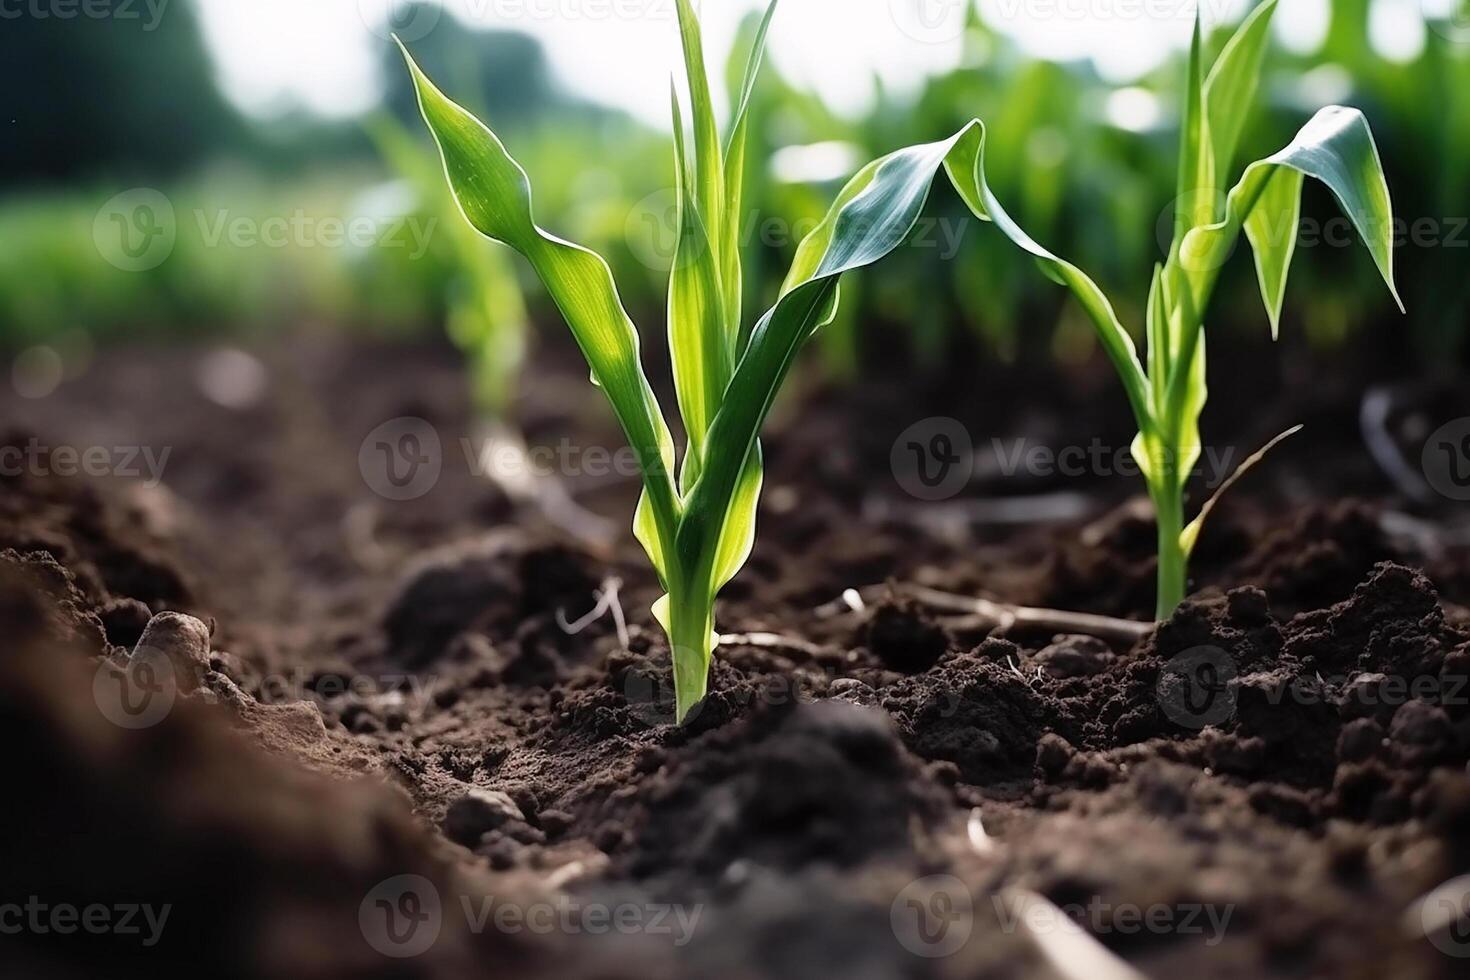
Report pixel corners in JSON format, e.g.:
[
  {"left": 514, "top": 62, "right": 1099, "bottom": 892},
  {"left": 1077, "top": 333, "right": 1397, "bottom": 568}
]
[{"left": 4, "top": 330, "right": 1470, "bottom": 978}]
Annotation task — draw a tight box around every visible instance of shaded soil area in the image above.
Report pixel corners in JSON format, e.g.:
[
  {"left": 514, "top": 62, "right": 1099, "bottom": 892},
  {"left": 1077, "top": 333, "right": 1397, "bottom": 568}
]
[{"left": 3, "top": 332, "right": 1470, "bottom": 978}]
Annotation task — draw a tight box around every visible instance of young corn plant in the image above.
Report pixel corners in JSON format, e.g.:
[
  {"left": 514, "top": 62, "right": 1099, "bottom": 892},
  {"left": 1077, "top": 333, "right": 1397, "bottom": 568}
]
[
  {"left": 940, "top": 0, "right": 1401, "bottom": 619},
  {"left": 400, "top": 0, "right": 990, "bottom": 720}
]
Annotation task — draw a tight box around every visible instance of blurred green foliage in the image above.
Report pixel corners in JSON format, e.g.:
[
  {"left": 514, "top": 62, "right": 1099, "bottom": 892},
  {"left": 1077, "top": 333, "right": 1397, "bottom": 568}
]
[
  {"left": 0, "top": 0, "right": 245, "bottom": 186},
  {"left": 2, "top": 0, "right": 1466, "bottom": 374}
]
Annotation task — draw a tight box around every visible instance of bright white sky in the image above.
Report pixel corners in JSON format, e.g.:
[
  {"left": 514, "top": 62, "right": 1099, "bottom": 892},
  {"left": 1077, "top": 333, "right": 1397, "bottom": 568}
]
[{"left": 192, "top": 0, "right": 1424, "bottom": 125}]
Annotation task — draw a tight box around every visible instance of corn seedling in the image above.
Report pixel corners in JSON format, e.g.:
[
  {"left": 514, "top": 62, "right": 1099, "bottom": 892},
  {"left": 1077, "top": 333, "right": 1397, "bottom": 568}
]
[
  {"left": 400, "top": 0, "right": 994, "bottom": 720},
  {"left": 940, "top": 0, "right": 1401, "bottom": 618}
]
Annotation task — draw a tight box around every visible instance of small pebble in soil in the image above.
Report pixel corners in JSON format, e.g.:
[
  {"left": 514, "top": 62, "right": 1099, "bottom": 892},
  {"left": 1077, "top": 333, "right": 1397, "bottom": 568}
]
[
  {"left": 1389, "top": 700, "right": 1453, "bottom": 753},
  {"left": 537, "top": 809, "right": 574, "bottom": 839},
  {"left": 442, "top": 788, "right": 525, "bottom": 847},
  {"left": 1336, "top": 718, "right": 1384, "bottom": 762},
  {"left": 926, "top": 760, "right": 960, "bottom": 787},
  {"left": 134, "top": 611, "right": 213, "bottom": 692},
  {"left": 1226, "top": 586, "right": 1272, "bottom": 627},
  {"left": 1200, "top": 730, "right": 1265, "bottom": 775},
  {"left": 1035, "top": 732, "right": 1074, "bottom": 777}
]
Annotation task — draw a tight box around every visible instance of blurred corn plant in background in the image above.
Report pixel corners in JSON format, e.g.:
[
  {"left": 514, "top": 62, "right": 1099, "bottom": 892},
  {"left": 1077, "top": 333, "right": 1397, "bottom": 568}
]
[{"left": 2, "top": 0, "right": 1466, "bottom": 377}]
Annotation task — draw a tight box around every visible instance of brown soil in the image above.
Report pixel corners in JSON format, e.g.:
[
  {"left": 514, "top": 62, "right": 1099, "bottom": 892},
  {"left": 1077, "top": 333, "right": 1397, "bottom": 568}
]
[{"left": 3, "top": 332, "right": 1470, "bottom": 978}]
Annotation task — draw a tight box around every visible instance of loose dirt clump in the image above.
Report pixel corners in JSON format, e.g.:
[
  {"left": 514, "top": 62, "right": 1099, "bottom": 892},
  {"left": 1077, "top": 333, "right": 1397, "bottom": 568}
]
[{"left": 6, "top": 338, "right": 1470, "bottom": 978}]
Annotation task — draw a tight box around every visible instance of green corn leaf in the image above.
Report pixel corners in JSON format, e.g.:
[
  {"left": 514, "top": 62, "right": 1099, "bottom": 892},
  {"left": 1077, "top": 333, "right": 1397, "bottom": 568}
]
[
  {"left": 1145, "top": 263, "right": 1169, "bottom": 406},
  {"left": 1179, "top": 105, "right": 1403, "bottom": 326},
  {"left": 1243, "top": 166, "right": 1303, "bottom": 336},
  {"left": 674, "top": 0, "right": 726, "bottom": 304},
  {"left": 1204, "top": 0, "right": 1278, "bottom": 188},
  {"left": 1170, "top": 320, "right": 1208, "bottom": 493},
  {"left": 680, "top": 125, "right": 992, "bottom": 610},
  {"left": 724, "top": 0, "right": 779, "bottom": 354},
  {"left": 1180, "top": 424, "right": 1303, "bottom": 554},
  {"left": 398, "top": 41, "right": 682, "bottom": 576},
  {"left": 668, "top": 86, "right": 730, "bottom": 489},
  {"left": 944, "top": 122, "right": 1154, "bottom": 434},
  {"left": 1174, "top": 17, "right": 1216, "bottom": 239}
]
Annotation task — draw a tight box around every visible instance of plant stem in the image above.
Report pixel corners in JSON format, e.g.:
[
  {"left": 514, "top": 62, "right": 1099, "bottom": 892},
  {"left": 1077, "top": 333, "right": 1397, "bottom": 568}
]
[
  {"left": 668, "top": 597, "right": 714, "bottom": 723},
  {"left": 1153, "top": 482, "right": 1187, "bottom": 621}
]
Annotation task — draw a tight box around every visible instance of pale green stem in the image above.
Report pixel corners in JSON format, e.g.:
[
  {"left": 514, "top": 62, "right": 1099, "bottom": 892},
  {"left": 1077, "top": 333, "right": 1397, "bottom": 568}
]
[
  {"left": 1153, "top": 478, "right": 1187, "bottom": 621},
  {"left": 668, "top": 594, "right": 714, "bottom": 724}
]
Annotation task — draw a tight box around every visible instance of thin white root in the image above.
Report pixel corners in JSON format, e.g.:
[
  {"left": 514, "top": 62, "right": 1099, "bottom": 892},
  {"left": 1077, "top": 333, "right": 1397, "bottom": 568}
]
[
  {"left": 967, "top": 808, "right": 996, "bottom": 856},
  {"left": 717, "top": 632, "right": 828, "bottom": 659},
  {"left": 1361, "top": 386, "right": 1432, "bottom": 502},
  {"left": 473, "top": 422, "right": 617, "bottom": 553},
  {"left": 343, "top": 501, "right": 391, "bottom": 571},
  {"left": 864, "top": 492, "right": 1094, "bottom": 531},
  {"left": 818, "top": 584, "right": 1152, "bottom": 644},
  {"left": 1001, "top": 889, "right": 1149, "bottom": 980},
  {"left": 544, "top": 853, "right": 610, "bottom": 891},
  {"left": 555, "top": 576, "right": 630, "bottom": 650},
  {"left": 967, "top": 808, "right": 1146, "bottom": 980}
]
